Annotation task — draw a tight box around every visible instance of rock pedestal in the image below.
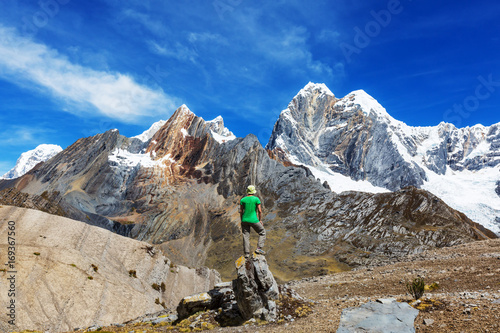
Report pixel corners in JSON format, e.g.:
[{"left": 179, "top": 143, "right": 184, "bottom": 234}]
[
  {"left": 176, "top": 253, "right": 279, "bottom": 325},
  {"left": 233, "top": 253, "right": 279, "bottom": 321}
]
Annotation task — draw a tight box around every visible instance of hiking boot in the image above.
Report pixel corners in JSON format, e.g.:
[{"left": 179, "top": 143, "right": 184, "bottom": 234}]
[{"left": 255, "top": 248, "right": 266, "bottom": 255}]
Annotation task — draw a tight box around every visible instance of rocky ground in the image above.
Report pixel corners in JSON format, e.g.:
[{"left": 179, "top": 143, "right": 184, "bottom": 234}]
[{"left": 14, "top": 238, "right": 499, "bottom": 333}]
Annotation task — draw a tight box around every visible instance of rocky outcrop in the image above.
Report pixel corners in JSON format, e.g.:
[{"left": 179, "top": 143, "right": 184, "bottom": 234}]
[
  {"left": 176, "top": 253, "right": 282, "bottom": 326},
  {"left": 0, "top": 188, "right": 65, "bottom": 216},
  {"left": 0, "top": 206, "right": 220, "bottom": 332},
  {"left": 233, "top": 254, "right": 279, "bottom": 321}
]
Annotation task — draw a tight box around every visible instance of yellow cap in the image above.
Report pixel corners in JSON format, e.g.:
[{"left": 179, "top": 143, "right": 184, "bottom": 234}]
[{"left": 247, "top": 185, "right": 256, "bottom": 194}]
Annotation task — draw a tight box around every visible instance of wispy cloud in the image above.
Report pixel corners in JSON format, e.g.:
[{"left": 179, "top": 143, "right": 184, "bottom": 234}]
[
  {"left": 147, "top": 40, "right": 198, "bottom": 63},
  {"left": 119, "top": 9, "right": 169, "bottom": 37},
  {"left": 249, "top": 24, "right": 342, "bottom": 78},
  {"left": 0, "top": 25, "right": 179, "bottom": 123},
  {"left": 188, "top": 32, "right": 228, "bottom": 45},
  {"left": 317, "top": 29, "right": 341, "bottom": 43},
  {"left": 0, "top": 125, "right": 52, "bottom": 146}
]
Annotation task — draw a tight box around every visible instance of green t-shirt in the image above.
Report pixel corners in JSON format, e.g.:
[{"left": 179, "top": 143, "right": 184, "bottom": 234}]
[{"left": 240, "top": 195, "right": 261, "bottom": 223}]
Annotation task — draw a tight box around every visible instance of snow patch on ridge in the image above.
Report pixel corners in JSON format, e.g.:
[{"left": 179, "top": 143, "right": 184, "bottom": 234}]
[
  {"left": 346, "top": 90, "right": 394, "bottom": 121},
  {"left": 108, "top": 148, "right": 177, "bottom": 170},
  {"left": 466, "top": 141, "right": 491, "bottom": 160},
  {"left": 307, "top": 165, "right": 390, "bottom": 194},
  {"left": 210, "top": 130, "right": 236, "bottom": 143},
  {"left": 207, "top": 115, "right": 236, "bottom": 143}
]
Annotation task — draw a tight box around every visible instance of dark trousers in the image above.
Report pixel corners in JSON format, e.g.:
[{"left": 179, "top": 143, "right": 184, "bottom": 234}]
[{"left": 241, "top": 222, "right": 266, "bottom": 255}]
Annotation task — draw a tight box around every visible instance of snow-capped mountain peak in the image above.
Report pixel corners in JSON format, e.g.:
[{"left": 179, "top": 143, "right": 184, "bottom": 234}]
[
  {"left": 297, "top": 82, "right": 335, "bottom": 99},
  {"left": 2, "top": 144, "right": 63, "bottom": 179},
  {"left": 206, "top": 115, "right": 236, "bottom": 143},
  {"left": 178, "top": 104, "right": 194, "bottom": 116},
  {"left": 267, "top": 82, "right": 500, "bottom": 235}
]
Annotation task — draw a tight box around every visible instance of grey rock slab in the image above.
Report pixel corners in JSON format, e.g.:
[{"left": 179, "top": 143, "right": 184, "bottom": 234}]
[{"left": 337, "top": 299, "right": 419, "bottom": 333}]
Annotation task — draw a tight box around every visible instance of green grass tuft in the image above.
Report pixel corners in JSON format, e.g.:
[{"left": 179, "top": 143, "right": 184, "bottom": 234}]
[{"left": 406, "top": 277, "right": 425, "bottom": 300}]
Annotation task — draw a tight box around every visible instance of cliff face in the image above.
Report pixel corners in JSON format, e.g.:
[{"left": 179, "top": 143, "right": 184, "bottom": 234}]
[
  {"left": 266, "top": 83, "right": 500, "bottom": 234},
  {"left": 0, "top": 206, "right": 220, "bottom": 332},
  {"left": 0, "top": 104, "right": 495, "bottom": 282}
]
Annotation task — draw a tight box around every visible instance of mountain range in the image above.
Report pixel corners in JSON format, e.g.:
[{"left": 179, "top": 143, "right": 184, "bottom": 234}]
[
  {"left": 0, "top": 83, "right": 497, "bottom": 282},
  {"left": 267, "top": 83, "right": 500, "bottom": 235}
]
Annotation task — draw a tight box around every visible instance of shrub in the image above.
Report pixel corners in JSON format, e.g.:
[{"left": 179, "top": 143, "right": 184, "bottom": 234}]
[
  {"left": 91, "top": 264, "right": 98, "bottom": 272},
  {"left": 33, "top": 252, "right": 40, "bottom": 256},
  {"left": 129, "top": 270, "right": 137, "bottom": 278},
  {"left": 161, "top": 282, "right": 166, "bottom": 292},
  {"left": 406, "top": 277, "right": 425, "bottom": 300},
  {"left": 152, "top": 283, "right": 161, "bottom": 291}
]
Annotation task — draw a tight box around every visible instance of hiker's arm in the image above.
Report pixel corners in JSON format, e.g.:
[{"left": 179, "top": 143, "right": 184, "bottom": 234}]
[{"left": 257, "top": 204, "right": 262, "bottom": 222}]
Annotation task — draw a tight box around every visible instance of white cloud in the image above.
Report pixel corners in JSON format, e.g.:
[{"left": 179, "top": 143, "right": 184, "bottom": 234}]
[{"left": 0, "top": 26, "right": 179, "bottom": 123}]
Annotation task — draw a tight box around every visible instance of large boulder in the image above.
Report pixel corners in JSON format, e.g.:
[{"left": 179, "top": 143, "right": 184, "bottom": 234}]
[
  {"left": 177, "top": 282, "right": 235, "bottom": 319},
  {"left": 233, "top": 254, "right": 279, "bottom": 321}
]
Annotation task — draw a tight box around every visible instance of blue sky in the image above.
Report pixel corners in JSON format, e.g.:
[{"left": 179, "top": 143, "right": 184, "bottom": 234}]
[{"left": 0, "top": 0, "right": 499, "bottom": 175}]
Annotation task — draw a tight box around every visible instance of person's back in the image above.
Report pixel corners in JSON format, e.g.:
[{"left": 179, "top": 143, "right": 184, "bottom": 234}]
[
  {"left": 239, "top": 185, "right": 266, "bottom": 257},
  {"left": 240, "top": 195, "right": 261, "bottom": 223}
]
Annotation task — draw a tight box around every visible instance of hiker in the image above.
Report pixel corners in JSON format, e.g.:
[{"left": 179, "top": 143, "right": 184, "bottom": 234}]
[{"left": 240, "top": 185, "right": 266, "bottom": 258}]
